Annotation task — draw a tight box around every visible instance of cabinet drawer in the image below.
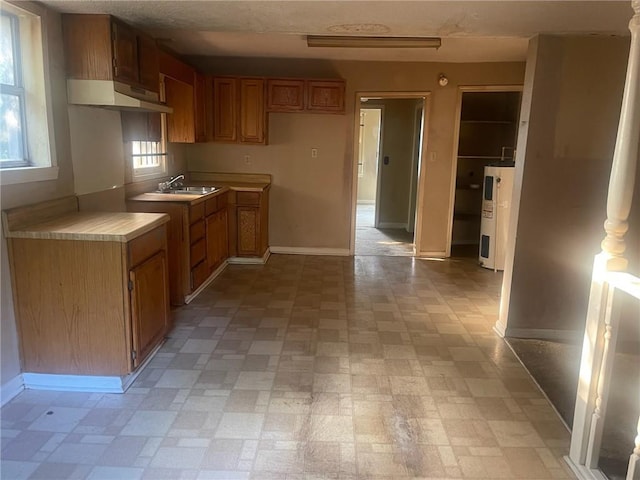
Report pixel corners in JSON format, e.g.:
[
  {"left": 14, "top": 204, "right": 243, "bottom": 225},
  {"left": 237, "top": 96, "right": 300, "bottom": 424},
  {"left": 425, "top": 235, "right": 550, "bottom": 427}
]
[
  {"left": 236, "top": 191, "right": 260, "bottom": 206},
  {"left": 190, "top": 219, "right": 205, "bottom": 243},
  {"left": 189, "top": 203, "right": 204, "bottom": 224},
  {"left": 128, "top": 225, "right": 165, "bottom": 267},
  {"left": 191, "top": 260, "right": 209, "bottom": 290},
  {"left": 205, "top": 196, "right": 218, "bottom": 216},
  {"left": 190, "top": 238, "right": 206, "bottom": 268}
]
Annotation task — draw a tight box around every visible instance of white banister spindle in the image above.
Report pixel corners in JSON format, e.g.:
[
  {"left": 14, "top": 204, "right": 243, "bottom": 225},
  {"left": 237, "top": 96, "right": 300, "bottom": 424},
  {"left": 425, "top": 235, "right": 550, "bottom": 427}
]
[
  {"left": 567, "top": 1, "right": 640, "bottom": 477},
  {"left": 627, "top": 416, "right": 640, "bottom": 479},
  {"left": 601, "top": 0, "right": 640, "bottom": 271}
]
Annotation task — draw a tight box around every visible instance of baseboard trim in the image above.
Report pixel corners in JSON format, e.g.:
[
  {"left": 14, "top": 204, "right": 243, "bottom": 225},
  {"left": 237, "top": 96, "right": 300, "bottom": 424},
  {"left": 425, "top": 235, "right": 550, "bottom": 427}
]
[
  {"left": 21, "top": 341, "right": 163, "bottom": 394},
  {"left": 227, "top": 248, "right": 271, "bottom": 265},
  {"left": 269, "top": 246, "right": 350, "bottom": 256},
  {"left": 505, "top": 328, "right": 582, "bottom": 342},
  {"left": 493, "top": 320, "right": 507, "bottom": 338},
  {"left": 415, "top": 251, "right": 447, "bottom": 258},
  {"left": 1, "top": 374, "right": 25, "bottom": 406},
  {"left": 377, "top": 222, "right": 407, "bottom": 229},
  {"left": 185, "top": 260, "right": 229, "bottom": 304}
]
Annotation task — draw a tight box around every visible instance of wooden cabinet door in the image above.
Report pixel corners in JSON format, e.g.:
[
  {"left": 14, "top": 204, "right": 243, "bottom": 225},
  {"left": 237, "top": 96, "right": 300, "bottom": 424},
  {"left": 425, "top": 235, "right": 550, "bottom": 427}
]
[
  {"left": 205, "top": 213, "right": 220, "bottom": 271},
  {"left": 306, "top": 80, "right": 345, "bottom": 113},
  {"left": 129, "top": 250, "right": 169, "bottom": 368},
  {"left": 218, "top": 209, "right": 229, "bottom": 263},
  {"left": 194, "top": 73, "right": 211, "bottom": 142},
  {"left": 111, "top": 19, "right": 138, "bottom": 85},
  {"left": 137, "top": 34, "right": 159, "bottom": 92},
  {"left": 239, "top": 78, "right": 266, "bottom": 144},
  {"left": 213, "top": 77, "right": 237, "bottom": 142},
  {"left": 237, "top": 206, "right": 260, "bottom": 256},
  {"left": 267, "top": 79, "right": 305, "bottom": 112},
  {"left": 165, "top": 76, "right": 195, "bottom": 143}
]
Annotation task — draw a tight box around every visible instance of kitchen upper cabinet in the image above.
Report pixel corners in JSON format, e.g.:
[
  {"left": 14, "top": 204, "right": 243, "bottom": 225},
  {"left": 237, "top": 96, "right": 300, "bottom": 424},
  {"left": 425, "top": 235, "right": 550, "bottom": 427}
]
[
  {"left": 212, "top": 76, "right": 267, "bottom": 144},
  {"left": 164, "top": 76, "right": 195, "bottom": 143},
  {"left": 267, "top": 78, "right": 346, "bottom": 114},
  {"left": 194, "top": 72, "right": 212, "bottom": 142},
  {"left": 239, "top": 78, "right": 266, "bottom": 144},
  {"left": 266, "top": 79, "right": 305, "bottom": 112},
  {"left": 62, "top": 14, "right": 160, "bottom": 93},
  {"left": 307, "top": 80, "right": 346, "bottom": 113},
  {"left": 213, "top": 77, "right": 238, "bottom": 142},
  {"left": 121, "top": 111, "right": 162, "bottom": 142}
]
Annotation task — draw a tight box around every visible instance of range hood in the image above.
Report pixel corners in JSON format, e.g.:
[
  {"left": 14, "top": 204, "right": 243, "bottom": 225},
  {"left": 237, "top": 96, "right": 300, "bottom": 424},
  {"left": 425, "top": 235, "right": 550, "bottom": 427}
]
[{"left": 67, "top": 79, "right": 173, "bottom": 114}]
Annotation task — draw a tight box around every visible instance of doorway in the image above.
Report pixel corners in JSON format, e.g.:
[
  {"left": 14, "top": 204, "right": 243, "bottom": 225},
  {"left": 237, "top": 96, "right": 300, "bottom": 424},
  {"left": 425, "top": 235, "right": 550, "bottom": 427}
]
[{"left": 351, "top": 93, "right": 430, "bottom": 256}]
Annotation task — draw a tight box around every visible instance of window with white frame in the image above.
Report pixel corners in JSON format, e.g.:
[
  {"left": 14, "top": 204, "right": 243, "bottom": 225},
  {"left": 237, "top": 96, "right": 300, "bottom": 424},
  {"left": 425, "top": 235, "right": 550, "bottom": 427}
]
[
  {"left": 0, "top": 1, "right": 56, "bottom": 184},
  {"left": 1, "top": 9, "right": 28, "bottom": 167},
  {"left": 131, "top": 138, "right": 167, "bottom": 178}
]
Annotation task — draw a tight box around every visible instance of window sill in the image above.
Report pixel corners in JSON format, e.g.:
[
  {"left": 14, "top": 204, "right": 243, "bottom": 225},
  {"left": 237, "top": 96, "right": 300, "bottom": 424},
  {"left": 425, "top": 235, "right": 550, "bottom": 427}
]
[{"left": 0, "top": 166, "right": 59, "bottom": 186}]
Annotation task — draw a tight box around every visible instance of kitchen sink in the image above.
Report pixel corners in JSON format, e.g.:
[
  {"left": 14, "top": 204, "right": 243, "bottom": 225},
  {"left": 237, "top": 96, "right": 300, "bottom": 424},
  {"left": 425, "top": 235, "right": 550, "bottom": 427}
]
[{"left": 154, "top": 186, "right": 218, "bottom": 195}]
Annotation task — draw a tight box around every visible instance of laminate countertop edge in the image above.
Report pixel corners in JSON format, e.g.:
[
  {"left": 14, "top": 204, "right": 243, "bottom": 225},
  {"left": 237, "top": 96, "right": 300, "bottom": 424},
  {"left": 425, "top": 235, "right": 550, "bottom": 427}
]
[{"left": 5, "top": 212, "right": 170, "bottom": 243}]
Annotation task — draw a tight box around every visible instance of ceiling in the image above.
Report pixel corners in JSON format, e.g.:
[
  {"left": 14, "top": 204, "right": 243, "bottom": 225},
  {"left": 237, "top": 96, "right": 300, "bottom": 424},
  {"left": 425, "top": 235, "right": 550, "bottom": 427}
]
[{"left": 41, "top": 1, "right": 634, "bottom": 62}]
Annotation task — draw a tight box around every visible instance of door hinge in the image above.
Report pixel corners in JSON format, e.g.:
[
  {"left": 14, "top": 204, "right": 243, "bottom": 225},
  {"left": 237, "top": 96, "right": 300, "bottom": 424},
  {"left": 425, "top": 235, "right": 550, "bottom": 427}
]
[
  {"left": 128, "top": 280, "right": 134, "bottom": 291},
  {"left": 131, "top": 350, "right": 137, "bottom": 361}
]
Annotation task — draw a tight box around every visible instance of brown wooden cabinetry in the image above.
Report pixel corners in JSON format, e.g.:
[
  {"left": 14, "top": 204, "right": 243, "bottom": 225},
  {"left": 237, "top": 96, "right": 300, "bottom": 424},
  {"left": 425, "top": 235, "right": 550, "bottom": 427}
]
[
  {"left": 194, "top": 72, "right": 212, "bottom": 142},
  {"left": 229, "top": 188, "right": 270, "bottom": 258},
  {"left": 212, "top": 77, "right": 267, "bottom": 144},
  {"left": 62, "top": 14, "right": 160, "bottom": 93},
  {"left": 266, "top": 79, "right": 305, "bottom": 112},
  {"left": 4, "top": 204, "right": 170, "bottom": 377},
  {"left": 127, "top": 192, "right": 229, "bottom": 305},
  {"left": 306, "top": 80, "right": 345, "bottom": 113},
  {"left": 164, "top": 76, "right": 195, "bottom": 143}
]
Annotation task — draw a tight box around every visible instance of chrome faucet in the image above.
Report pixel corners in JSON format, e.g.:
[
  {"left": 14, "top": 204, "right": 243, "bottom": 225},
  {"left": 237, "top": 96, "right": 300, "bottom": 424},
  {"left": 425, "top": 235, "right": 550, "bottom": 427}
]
[{"left": 158, "top": 174, "right": 184, "bottom": 192}]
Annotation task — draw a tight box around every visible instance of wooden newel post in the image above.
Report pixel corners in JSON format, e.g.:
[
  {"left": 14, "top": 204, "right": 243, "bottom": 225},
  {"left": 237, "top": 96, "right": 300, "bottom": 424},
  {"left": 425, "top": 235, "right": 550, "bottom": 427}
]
[{"left": 601, "top": 0, "right": 640, "bottom": 271}]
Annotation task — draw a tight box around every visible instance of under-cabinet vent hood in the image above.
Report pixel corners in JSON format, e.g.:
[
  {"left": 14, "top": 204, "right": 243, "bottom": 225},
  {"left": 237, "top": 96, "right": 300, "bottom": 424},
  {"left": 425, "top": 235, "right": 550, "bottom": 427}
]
[{"left": 67, "top": 79, "right": 173, "bottom": 114}]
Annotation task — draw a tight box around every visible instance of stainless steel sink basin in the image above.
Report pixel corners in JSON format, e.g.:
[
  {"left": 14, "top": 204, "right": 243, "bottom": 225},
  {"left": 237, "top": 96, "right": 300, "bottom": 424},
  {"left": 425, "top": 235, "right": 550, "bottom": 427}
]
[{"left": 154, "top": 186, "right": 218, "bottom": 195}]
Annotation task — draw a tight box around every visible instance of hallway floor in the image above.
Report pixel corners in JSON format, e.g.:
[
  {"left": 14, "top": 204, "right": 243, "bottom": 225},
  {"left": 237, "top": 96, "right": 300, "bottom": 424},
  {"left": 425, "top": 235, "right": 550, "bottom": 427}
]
[
  {"left": 1, "top": 255, "right": 575, "bottom": 479},
  {"left": 355, "top": 204, "right": 414, "bottom": 257}
]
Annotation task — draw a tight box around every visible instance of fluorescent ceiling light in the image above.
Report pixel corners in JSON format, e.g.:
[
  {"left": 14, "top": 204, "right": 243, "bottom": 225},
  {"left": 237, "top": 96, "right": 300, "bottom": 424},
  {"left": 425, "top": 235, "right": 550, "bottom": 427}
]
[{"left": 307, "top": 35, "right": 441, "bottom": 49}]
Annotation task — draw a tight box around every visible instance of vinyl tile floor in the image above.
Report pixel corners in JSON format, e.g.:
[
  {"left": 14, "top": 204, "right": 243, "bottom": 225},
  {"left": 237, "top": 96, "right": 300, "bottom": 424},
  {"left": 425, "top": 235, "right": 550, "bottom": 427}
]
[
  {"left": 355, "top": 204, "right": 414, "bottom": 257},
  {"left": 1, "top": 254, "right": 576, "bottom": 480}
]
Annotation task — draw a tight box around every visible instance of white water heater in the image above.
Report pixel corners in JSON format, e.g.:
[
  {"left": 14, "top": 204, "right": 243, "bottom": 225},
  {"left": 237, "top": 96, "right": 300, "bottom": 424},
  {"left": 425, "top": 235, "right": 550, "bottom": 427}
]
[{"left": 479, "top": 165, "right": 515, "bottom": 271}]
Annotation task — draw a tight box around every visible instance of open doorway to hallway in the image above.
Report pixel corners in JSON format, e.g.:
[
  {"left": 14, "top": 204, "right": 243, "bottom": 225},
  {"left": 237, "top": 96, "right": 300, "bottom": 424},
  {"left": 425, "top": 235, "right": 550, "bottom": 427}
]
[{"left": 353, "top": 95, "right": 426, "bottom": 256}]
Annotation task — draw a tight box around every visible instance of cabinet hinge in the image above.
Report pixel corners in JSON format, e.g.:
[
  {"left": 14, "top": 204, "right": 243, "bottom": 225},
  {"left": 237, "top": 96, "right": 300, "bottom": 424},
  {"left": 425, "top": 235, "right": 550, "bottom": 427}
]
[
  {"left": 128, "top": 280, "right": 134, "bottom": 291},
  {"left": 131, "top": 350, "right": 137, "bottom": 361}
]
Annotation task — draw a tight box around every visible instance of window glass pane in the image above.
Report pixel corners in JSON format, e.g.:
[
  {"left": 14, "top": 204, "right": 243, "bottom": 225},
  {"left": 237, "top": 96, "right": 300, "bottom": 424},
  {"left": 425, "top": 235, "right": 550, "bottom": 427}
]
[
  {"left": 0, "top": 14, "right": 16, "bottom": 86},
  {"left": 0, "top": 93, "right": 24, "bottom": 161}
]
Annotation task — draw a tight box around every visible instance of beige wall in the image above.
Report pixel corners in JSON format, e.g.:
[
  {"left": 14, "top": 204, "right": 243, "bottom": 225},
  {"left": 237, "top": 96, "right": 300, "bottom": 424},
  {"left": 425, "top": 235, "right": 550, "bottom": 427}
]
[
  {"left": 505, "top": 35, "right": 632, "bottom": 335},
  {"left": 186, "top": 57, "right": 526, "bottom": 254}
]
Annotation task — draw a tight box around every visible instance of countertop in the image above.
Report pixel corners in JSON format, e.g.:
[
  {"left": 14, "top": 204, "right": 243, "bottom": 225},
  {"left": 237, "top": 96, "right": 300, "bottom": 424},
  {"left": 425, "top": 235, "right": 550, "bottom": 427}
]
[
  {"left": 4, "top": 211, "right": 169, "bottom": 242},
  {"left": 127, "top": 186, "right": 231, "bottom": 204}
]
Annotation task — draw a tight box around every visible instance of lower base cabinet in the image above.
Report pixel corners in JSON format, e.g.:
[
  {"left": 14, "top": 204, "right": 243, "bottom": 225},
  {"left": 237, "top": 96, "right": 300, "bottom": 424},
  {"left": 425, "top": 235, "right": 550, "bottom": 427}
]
[
  {"left": 229, "top": 188, "right": 270, "bottom": 258},
  {"left": 128, "top": 191, "right": 229, "bottom": 304},
  {"left": 9, "top": 223, "right": 170, "bottom": 376}
]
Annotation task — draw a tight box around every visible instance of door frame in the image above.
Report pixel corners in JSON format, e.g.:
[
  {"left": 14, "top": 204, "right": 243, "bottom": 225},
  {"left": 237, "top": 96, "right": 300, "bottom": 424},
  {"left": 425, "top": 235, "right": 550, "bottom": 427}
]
[
  {"left": 350, "top": 91, "right": 432, "bottom": 256},
  {"left": 407, "top": 102, "right": 424, "bottom": 233},
  {"left": 357, "top": 105, "right": 385, "bottom": 227},
  {"left": 445, "top": 85, "right": 524, "bottom": 257}
]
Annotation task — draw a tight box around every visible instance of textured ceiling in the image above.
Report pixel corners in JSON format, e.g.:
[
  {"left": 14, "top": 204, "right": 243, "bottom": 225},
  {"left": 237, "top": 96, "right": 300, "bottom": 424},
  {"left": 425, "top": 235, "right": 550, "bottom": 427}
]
[{"left": 40, "top": 1, "right": 634, "bottom": 62}]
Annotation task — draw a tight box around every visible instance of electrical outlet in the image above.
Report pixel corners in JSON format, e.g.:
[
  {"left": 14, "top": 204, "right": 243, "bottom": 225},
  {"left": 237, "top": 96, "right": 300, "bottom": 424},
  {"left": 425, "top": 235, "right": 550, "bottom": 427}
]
[
  {"left": 311, "top": 148, "right": 318, "bottom": 158},
  {"left": 244, "top": 154, "right": 251, "bottom": 165}
]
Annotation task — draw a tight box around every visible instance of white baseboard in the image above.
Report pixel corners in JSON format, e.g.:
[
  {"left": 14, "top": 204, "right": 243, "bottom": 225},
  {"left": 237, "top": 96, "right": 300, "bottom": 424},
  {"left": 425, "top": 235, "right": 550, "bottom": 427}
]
[
  {"left": 415, "top": 251, "right": 447, "bottom": 258},
  {"left": 1, "top": 374, "right": 25, "bottom": 406},
  {"left": 269, "top": 246, "right": 350, "bottom": 256},
  {"left": 505, "top": 328, "right": 582, "bottom": 342},
  {"left": 21, "top": 341, "right": 163, "bottom": 394},
  {"left": 185, "top": 260, "right": 229, "bottom": 304},
  {"left": 493, "top": 320, "right": 507, "bottom": 338},
  {"left": 377, "top": 222, "right": 407, "bottom": 229},
  {"left": 227, "top": 248, "right": 271, "bottom": 265}
]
